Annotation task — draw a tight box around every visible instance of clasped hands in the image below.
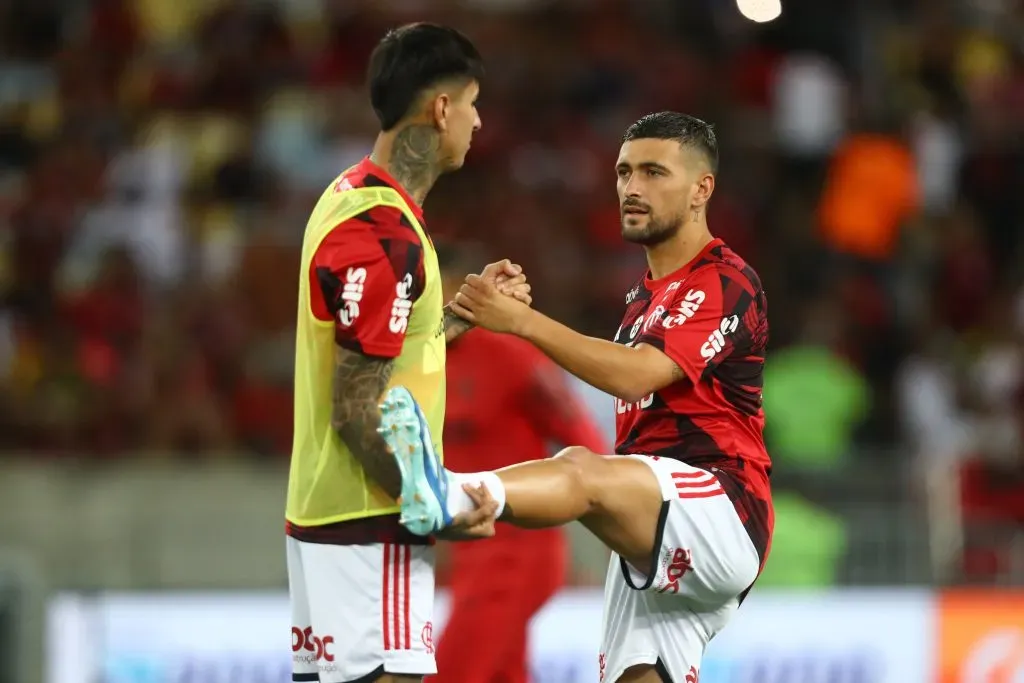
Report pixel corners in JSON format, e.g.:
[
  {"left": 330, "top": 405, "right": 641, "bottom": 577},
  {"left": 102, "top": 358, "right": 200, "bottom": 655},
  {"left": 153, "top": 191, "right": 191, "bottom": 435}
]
[{"left": 451, "top": 259, "right": 535, "bottom": 337}]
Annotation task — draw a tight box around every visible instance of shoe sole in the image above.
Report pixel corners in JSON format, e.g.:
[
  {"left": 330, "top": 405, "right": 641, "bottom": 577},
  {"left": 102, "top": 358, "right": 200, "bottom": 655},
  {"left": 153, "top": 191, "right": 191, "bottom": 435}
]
[{"left": 379, "top": 386, "right": 442, "bottom": 536}]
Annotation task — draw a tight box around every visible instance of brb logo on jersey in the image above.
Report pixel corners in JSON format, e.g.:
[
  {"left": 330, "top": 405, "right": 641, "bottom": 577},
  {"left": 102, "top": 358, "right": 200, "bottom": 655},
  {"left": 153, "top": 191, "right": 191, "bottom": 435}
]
[
  {"left": 663, "top": 289, "right": 705, "bottom": 329},
  {"left": 291, "top": 626, "right": 336, "bottom": 663},
  {"left": 339, "top": 267, "right": 367, "bottom": 327},
  {"left": 658, "top": 547, "right": 693, "bottom": 595},
  {"left": 700, "top": 315, "right": 739, "bottom": 363},
  {"left": 389, "top": 273, "right": 414, "bottom": 334}
]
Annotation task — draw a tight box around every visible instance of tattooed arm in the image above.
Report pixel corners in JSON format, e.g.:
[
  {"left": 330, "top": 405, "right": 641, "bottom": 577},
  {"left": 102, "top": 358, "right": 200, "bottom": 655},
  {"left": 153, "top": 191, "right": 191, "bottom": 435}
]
[
  {"left": 331, "top": 347, "right": 402, "bottom": 499},
  {"left": 444, "top": 303, "right": 473, "bottom": 343}
]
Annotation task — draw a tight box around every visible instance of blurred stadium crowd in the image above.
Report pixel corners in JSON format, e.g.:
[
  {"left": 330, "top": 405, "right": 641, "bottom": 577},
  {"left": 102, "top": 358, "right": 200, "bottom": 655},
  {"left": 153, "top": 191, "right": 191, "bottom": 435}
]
[{"left": 0, "top": 0, "right": 1023, "bottom": 582}]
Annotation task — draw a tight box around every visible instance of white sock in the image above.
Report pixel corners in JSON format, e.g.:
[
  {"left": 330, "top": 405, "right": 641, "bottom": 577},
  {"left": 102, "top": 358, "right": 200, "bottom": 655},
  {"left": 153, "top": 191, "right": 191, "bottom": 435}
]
[{"left": 446, "top": 471, "right": 506, "bottom": 519}]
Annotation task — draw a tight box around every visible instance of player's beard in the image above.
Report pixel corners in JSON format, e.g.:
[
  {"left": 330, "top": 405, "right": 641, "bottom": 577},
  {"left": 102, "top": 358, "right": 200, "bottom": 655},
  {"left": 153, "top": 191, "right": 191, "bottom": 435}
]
[{"left": 620, "top": 210, "right": 685, "bottom": 247}]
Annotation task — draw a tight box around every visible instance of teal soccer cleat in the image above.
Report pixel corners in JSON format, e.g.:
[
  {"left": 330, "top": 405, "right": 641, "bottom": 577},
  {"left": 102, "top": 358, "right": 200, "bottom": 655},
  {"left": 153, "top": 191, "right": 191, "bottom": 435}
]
[{"left": 378, "top": 386, "right": 453, "bottom": 536}]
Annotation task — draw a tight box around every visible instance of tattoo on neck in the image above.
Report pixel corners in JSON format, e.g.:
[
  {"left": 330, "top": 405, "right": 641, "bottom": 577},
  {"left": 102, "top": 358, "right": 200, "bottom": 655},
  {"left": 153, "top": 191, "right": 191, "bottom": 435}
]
[{"left": 389, "top": 125, "right": 443, "bottom": 204}]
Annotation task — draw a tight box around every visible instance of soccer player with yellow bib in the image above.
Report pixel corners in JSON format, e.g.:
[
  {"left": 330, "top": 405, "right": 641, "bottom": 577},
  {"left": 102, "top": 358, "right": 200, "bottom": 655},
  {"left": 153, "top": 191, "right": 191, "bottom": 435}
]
[{"left": 285, "top": 24, "right": 528, "bottom": 683}]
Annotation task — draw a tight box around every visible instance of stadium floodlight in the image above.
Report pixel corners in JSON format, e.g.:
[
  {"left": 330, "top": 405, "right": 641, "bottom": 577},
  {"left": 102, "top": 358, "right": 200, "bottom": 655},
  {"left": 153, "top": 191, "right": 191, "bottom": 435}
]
[{"left": 736, "top": 0, "right": 782, "bottom": 23}]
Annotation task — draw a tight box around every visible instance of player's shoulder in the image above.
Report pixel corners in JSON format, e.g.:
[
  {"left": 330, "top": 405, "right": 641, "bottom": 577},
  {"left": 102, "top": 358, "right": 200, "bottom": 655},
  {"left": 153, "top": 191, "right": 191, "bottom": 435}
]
[
  {"left": 314, "top": 210, "right": 425, "bottom": 280},
  {"left": 315, "top": 202, "right": 423, "bottom": 259},
  {"left": 319, "top": 167, "right": 422, "bottom": 244},
  {"left": 691, "top": 242, "right": 763, "bottom": 296}
]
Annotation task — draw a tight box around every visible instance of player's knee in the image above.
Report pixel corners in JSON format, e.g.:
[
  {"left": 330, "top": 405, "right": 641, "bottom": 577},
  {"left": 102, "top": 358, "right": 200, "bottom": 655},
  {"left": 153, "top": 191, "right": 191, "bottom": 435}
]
[{"left": 552, "top": 446, "right": 608, "bottom": 510}]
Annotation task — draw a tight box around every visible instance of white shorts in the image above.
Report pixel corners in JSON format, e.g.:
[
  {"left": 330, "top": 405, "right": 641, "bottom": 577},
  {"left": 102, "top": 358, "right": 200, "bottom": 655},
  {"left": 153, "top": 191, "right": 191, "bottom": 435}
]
[
  {"left": 287, "top": 537, "right": 436, "bottom": 683},
  {"left": 599, "top": 455, "right": 761, "bottom": 683}
]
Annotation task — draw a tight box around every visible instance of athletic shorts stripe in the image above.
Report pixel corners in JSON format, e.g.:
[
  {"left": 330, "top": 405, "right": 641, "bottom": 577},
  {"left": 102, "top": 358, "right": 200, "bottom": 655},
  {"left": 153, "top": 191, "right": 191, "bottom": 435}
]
[
  {"left": 382, "top": 544, "right": 414, "bottom": 651},
  {"left": 392, "top": 544, "right": 400, "bottom": 649},
  {"left": 382, "top": 544, "right": 391, "bottom": 650},
  {"left": 671, "top": 471, "right": 709, "bottom": 480},
  {"left": 403, "top": 545, "right": 412, "bottom": 650},
  {"left": 672, "top": 471, "right": 725, "bottom": 499}
]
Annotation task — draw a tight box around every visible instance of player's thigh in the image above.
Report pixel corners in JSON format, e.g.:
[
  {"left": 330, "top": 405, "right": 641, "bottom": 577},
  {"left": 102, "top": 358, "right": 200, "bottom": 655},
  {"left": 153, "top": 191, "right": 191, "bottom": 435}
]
[
  {"left": 437, "top": 580, "right": 533, "bottom": 682},
  {"left": 494, "top": 624, "right": 530, "bottom": 683},
  {"left": 554, "top": 447, "right": 665, "bottom": 566},
  {"left": 288, "top": 538, "right": 437, "bottom": 683},
  {"left": 620, "top": 458, "right": 760, "bottom": 602},
  {"left": 438, "top": 611, "right": 528, "bottom": 683},
  {"left": 434, "top": 596, "right": 506, "bottom": 679},
  {"left": 601, "top": 458, "right": 760, "bottom": 683}
]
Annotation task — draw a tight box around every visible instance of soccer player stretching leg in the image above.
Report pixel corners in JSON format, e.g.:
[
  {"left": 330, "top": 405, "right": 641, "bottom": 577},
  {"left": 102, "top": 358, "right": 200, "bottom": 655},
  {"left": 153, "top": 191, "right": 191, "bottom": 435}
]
[
  {"left": 381, "top": 112, "right": 774, "bottom": 683},
  {"left": 285, "top": 24, "right": 528, "bottom": 683}
]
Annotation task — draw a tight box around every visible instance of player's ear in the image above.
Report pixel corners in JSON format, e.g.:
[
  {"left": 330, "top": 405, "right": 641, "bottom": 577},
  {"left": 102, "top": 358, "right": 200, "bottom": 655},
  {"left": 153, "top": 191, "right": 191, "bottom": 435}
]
[
  {"left": 692, "top": 173, "right": 715, "bottom": 209},
  {"left": 431, "top": 93, "right": 450, "bottom": 133}
]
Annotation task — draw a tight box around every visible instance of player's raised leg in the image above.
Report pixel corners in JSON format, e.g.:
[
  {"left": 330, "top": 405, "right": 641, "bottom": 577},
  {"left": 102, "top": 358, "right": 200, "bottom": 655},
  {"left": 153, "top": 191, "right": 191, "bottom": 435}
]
[
  {"left": 492, "top": 449, "right": 665, "bottom": 567},
  {"left": 380, "top": 386, "right": 664, "bottom": 571}
]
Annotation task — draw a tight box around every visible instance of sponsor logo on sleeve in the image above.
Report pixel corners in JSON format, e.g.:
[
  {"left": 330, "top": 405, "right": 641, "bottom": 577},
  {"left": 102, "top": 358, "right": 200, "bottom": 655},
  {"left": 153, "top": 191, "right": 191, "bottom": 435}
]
[
  {"left": 389, "top": 273, "right": 414, "bottom": 334},
  {"left": 338, "top": 267, "right": 367, "bottom": 327}
]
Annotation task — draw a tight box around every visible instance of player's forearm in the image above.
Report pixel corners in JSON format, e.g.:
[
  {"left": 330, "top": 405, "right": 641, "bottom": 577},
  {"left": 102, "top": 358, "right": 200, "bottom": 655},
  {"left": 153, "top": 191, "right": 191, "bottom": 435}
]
[
  {"left": 443, "top": 303, "right": 473, "bottom": 344},
  {"left": 332, "top": 348, "right": 402, "bottom": 499},
  {"left": 332, "top": 409, "right": 402, "bottom": 500},
  {"left": 517, "top": 309, "right": 655, "bottom": 403}
]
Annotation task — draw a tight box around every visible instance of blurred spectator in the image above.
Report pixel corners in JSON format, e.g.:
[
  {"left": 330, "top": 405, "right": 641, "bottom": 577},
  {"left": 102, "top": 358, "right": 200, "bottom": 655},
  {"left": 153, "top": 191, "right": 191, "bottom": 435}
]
[
  {"left": 896, "top": 318, "right": 972, "bottom": 463},
  {"left": 772, "top": 52, "right": 846, "bottom": 161},
  {"left": 757, "top": 490, "right": 848, "bottom": 587},
  {"left": 817, "top": 125, "right": 920, "bottom": 265},
  {"left": 762, "top": 289, "right": 870, "bottom": 469}
]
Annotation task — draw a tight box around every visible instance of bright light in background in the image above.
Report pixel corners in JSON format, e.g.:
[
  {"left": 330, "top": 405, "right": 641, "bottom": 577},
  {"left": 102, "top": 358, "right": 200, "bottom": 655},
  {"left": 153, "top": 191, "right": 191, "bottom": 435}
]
[{"left": 736, "top": 0, "right": 782, "bottom": 23}]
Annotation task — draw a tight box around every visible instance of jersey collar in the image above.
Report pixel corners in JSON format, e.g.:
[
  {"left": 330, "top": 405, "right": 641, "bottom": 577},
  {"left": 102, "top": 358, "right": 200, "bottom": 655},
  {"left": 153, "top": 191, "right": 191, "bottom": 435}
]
[
  {"left": 644, "top": 238, "right": 724, "bottom": 289},
  {"left": 358, "top": 156, "right": 426, "bottom": 222}
]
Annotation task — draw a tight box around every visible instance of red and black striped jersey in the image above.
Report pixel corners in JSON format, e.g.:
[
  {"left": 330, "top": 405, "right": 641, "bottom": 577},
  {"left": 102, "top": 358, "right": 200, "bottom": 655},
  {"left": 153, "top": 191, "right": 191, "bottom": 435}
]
[
  {"left": 309, "top": 157, "right": 427, "bottom": 360},
  {"left": 614, "top": 238, "right": 774, "bottom": 570}
]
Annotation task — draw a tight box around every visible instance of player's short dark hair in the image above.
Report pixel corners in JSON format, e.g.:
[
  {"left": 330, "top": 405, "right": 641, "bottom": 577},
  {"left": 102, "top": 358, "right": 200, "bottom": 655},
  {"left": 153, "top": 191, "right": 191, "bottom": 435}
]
[
  {"left": 622, "top": 112, "right": 719, "bottom": 173},
  {"left": 367, "top": 23, "right": 484, "bottom": 131}
]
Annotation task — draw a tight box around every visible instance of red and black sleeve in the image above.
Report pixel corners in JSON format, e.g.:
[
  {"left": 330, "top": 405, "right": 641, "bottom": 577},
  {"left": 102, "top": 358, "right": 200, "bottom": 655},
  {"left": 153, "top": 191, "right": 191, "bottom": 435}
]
[{"left": 309, "top": 206, "right": 426, "bottom": 358}]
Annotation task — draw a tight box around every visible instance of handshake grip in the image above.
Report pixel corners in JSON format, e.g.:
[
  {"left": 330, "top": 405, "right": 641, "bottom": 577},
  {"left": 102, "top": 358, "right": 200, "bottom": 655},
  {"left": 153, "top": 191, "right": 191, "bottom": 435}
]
[
  {"left": 486, "top": 259, "right": 532, "bottom": 307},
  {"left": 451, "top": 260, "right": 534, "bottom": 335}
]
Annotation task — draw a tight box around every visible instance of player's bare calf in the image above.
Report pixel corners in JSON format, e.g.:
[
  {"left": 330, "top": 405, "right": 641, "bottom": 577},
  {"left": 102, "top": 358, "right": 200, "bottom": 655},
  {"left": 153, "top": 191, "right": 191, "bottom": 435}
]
[{"left": 490, "top": 446, "right": 665, "bottom": 571}]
